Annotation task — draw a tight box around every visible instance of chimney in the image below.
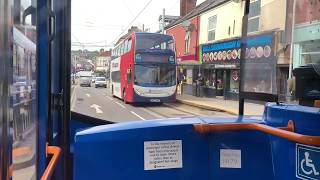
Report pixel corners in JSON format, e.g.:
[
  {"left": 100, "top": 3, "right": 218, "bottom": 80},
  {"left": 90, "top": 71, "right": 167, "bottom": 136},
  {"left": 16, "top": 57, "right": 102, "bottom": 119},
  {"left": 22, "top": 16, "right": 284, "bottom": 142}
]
[{"left": 180, "top": 0, "right": 197, "bottom": 17}]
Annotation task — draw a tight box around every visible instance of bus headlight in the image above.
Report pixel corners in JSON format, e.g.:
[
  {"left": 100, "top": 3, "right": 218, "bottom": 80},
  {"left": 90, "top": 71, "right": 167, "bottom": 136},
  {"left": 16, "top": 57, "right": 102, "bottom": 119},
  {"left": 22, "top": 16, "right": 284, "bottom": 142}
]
[
  {"left": 134, "top": 88, "right": 143, "bottom": 95},
  {"left": 135, "top": 54, "right": 142, "bottom": 61}
]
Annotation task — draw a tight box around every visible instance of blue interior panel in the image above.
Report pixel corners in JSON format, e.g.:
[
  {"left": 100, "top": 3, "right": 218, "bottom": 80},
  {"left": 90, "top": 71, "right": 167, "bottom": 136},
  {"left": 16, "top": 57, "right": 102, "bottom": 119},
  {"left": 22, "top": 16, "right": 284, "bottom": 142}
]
[{"left": 73, "top": 104, "right": 320, "bottom": 180}]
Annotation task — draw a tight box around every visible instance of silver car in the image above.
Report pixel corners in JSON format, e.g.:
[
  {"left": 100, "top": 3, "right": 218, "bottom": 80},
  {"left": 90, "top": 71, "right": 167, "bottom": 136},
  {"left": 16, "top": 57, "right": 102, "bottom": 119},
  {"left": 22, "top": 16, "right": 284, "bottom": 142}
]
[
  {"left": 95, "top": 77, "right": 107, "bottom": 88},
  {"left": 80, "top": 76, "right": 92, "bottom": 87}
]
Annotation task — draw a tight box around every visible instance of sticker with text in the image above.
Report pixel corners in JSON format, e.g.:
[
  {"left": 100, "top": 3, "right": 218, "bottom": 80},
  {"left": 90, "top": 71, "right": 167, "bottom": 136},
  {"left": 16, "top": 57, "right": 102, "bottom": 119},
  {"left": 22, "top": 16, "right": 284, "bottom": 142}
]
[
  {"left": 144, "top": 140, "right": 182, "bottom": 170},
  {"left": 220, "top": 149, "right": 241, "bottom": 168}
]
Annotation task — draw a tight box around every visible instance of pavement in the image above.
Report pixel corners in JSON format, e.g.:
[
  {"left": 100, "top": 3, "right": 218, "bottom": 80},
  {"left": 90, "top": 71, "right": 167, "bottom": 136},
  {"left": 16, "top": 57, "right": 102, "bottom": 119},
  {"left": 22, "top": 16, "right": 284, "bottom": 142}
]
[{"left": 176, "top": 94, "right": 265, "bottom": 115}]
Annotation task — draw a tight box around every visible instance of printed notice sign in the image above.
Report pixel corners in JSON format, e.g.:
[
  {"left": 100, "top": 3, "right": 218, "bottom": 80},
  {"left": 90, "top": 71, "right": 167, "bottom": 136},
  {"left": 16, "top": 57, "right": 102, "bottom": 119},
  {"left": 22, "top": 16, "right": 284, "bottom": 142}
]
[
  {"left": 220, "top": 149, "right": 241, "bottom": 168},
  {"left": 144, "top": 140, "right": 182, "bottom": 170}
]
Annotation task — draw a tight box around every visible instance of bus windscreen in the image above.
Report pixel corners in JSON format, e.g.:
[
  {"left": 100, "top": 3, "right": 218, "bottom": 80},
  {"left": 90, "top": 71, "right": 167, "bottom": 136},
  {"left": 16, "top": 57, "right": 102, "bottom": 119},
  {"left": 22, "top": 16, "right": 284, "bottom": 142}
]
[
  {"left": 134, "top": 64, "right": 176, "bottom": 87},
  {"left": 135, "top": 33, "right": 174, "bottom": 51}
]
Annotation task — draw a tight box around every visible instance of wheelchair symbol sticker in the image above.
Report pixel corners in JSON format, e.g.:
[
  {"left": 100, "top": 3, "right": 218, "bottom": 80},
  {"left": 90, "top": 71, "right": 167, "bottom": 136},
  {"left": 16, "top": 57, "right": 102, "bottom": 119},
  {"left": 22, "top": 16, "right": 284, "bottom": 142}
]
[{"left": 296, "top": 144, "right": 320, "bottom": 180}]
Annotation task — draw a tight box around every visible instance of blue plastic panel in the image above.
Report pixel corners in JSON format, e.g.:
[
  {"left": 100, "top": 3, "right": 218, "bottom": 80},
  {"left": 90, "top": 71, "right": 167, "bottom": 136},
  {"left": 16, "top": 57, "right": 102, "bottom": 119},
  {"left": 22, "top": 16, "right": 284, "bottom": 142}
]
[
  {"left": 73, "top": 104, "right": 320, "bottom": 180},
  {"left": 265, "top": 103, "right": 320, "bottom": 179},
  {"left": 74, "top": 118, "right": 209, "bottom": 180}
]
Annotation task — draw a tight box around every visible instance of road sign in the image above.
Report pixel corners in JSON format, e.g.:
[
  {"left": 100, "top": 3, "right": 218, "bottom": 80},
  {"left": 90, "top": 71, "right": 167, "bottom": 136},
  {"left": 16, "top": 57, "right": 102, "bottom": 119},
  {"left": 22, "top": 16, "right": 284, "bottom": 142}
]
[{"left": 296, "top": 144, "right": 320, "bottom": 180}]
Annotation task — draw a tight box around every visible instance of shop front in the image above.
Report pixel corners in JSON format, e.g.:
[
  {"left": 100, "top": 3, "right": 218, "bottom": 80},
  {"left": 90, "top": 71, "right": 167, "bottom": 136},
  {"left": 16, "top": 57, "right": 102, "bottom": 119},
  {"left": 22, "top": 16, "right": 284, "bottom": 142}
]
[
  {"left": 177, "top": 54, "right": 201, "bottom": 96},
  {"left": 201, "top": 38, "right": 241, "bottom": 100}
]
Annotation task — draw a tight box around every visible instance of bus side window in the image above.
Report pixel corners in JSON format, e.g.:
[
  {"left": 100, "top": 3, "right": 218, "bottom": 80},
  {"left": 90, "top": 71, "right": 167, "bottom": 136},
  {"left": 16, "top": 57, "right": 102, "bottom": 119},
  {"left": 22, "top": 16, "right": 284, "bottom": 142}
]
[
  {"left": 127, "top": 68, "right": 132, "bottom": 84},
  {"left": 127, "top": 38, "right": 132, "bottom": 51}
]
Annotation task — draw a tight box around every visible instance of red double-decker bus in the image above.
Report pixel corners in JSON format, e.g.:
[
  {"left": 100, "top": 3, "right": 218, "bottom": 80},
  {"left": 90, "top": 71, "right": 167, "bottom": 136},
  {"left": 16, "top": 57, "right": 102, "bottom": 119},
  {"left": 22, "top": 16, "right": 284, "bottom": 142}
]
[{"left": 110, "top": 32, "right": 177, "bottom": 103}]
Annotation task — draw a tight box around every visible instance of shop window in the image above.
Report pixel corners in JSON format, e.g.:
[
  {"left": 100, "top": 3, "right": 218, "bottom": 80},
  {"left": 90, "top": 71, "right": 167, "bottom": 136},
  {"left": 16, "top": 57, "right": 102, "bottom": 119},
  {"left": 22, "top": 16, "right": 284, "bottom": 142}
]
[
  {"left": 208, "top": 15, "right": 217, "bottom": 41},
  {"left": 203, "top": 69, "right": 216, "bottom": 88},
  {"left": 185, "top": 31, "right": 191, "bottom": 54},
  {"left": 300, "top": 40, "right": 320, "bottom": 65},
  {"left": 248, "top": 0, "right": 261, "bottom": 33},
  {"left": 230, "top": 70, "right": 240, "bottom": 93}
]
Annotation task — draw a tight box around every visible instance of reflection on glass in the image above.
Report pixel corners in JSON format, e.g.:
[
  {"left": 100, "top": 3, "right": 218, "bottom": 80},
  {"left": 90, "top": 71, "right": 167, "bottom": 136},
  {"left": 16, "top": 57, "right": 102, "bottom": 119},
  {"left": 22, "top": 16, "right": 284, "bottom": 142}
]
[{"left": 11, "top": 0, "right": 37, "bottom": 179}]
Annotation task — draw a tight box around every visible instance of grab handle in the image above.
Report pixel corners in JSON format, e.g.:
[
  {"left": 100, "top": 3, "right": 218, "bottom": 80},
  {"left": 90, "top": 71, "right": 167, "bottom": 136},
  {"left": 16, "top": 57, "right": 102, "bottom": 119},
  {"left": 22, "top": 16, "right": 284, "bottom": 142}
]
[
  {"left": 41, "top": 144, "right": 61, "bottom": 180},
  {"left": 194, "top": 120, "right": 320, "bottom": 145}
]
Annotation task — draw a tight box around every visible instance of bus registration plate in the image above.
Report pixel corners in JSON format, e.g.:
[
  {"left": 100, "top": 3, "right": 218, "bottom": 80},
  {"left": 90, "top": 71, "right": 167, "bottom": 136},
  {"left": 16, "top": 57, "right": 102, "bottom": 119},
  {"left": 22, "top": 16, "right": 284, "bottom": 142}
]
[{"left": 150, "top": 99, "right": 160, "bottom": 102}]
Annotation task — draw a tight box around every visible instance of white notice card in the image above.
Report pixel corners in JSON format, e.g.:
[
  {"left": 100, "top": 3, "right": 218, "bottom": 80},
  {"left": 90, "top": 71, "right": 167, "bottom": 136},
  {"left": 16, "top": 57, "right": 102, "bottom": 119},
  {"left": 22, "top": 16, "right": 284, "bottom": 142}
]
[
  {"left": 220, "top": 149, "right": 241, "bottom": 168},
  {"left": 144, "top": 140, "right": 183, "bottom": 170}
]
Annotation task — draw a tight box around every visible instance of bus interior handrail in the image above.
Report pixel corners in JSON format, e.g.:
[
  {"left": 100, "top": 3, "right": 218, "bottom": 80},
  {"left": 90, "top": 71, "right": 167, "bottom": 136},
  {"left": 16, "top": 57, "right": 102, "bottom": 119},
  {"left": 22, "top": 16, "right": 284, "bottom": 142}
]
[
  {"left": 193, "top": 120, "right": 320, "bottom": 145},
  {"left": 41, "top": 144, "right": 61, "bottom": 180}
]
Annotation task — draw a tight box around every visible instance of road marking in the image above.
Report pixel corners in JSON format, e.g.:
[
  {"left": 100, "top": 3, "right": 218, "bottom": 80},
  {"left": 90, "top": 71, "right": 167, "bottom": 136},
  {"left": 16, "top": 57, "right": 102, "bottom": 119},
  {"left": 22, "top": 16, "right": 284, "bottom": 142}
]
[
  {"left": 86, "top": 93, "right": 91, "bottom": 97},
  {"left": 106, "top": 96, "right": 113, "bottom": 101},
  {"left": 130, "top": 111, "right": 145, "bottom": 120},
  {"left": 139, "top": 107, "right": 166, "bottom": 119},
  {"left": 90, "top": 104, "right": 103, "bottom": 114},
  {"left": 115, "top": 101, "right": 126, "bottom": 109}
]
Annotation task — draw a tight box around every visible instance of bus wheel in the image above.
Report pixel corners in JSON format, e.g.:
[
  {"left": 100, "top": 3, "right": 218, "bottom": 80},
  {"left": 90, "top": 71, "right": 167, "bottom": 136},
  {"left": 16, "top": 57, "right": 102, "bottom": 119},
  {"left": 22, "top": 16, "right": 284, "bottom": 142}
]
[{"left": 123, "top": 90, "right": 128, "bottom": 104}]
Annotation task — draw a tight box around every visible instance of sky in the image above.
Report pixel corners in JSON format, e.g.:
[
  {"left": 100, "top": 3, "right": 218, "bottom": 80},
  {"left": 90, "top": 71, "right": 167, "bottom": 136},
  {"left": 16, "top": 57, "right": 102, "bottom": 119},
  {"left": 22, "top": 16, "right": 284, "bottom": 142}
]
[{"left": 72, "top": 0, "right": 206, "bottom": 51}]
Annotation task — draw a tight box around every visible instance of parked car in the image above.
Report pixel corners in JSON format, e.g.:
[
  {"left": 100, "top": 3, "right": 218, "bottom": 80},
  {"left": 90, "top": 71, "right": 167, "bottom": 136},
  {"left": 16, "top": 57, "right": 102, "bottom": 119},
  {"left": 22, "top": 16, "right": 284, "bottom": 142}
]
[
  {"left": 95, "top": 77, "right": 107, "bottom": 88},
  {"left": 79, "top": 76, "right": 92, "bottom": 87}
]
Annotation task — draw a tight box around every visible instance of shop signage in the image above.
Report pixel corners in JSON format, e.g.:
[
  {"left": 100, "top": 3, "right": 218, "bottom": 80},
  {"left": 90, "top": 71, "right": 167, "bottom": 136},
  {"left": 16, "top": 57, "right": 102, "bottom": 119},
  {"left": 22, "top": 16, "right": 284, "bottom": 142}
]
[
  {"left": 177, "top": 54, "right": 197, "bottom": 63},
  {"left": 201, "top": 33, "right": 274, "bottom": 64},
  {"left": 202, "top": 39, "right": 241, "bottom": 63},
  {"left": 214, "top": 64, "right": 237, "bottom": 69}
]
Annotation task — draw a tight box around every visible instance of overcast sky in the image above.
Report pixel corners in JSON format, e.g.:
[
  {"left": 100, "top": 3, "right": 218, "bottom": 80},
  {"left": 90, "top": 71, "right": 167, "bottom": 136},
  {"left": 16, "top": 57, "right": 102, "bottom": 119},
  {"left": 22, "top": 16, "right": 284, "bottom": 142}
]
[{"left": 72, "top": 0, "right": 206, "bottom": 51}]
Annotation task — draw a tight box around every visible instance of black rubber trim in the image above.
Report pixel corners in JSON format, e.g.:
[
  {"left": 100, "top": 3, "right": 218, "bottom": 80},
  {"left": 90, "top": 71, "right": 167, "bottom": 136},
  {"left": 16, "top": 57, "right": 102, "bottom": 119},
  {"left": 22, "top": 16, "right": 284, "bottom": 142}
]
[{"left": 71, "top": 112, "right": 114, "bottom": 126}]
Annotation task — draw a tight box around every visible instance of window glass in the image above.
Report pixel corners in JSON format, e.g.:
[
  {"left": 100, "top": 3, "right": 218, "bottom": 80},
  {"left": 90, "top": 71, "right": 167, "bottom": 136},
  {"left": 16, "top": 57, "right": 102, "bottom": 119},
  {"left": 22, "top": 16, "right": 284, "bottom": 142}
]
[
  {"left": 208, "top": 15, "right": 217, "bottom": 30},
  {"left": 128, "top": 39, "right": 132, "bottom": 51},
  {"left": 248, "top": 0, "right": 261, "bottom": 33},
  {"left": 229, "top": 70, "right": 239, "bottom": 93},
  {"left": 135, "top": 33, "right": 174, "bottom": 51},
  {"left": 208, "top": 30, "right": 216, "bottom": 41},
  {"left": 119, "top": 44, "right": 123, "bottom": 55},
  {"left": 111, "top": 71, "right": 121, "bottom": 83},
  {"left": 124, "top": 40, "right": 128, "bottom": 53},
  {"left": 248, "top": 0, "right": 261, "bottom": 18},
  {"left": 11, "top": 0, "right": 38, "bottom": 179},
  {"left": 134, "top": 64, "right": 176, "bottom": 87},
  {"left": 185, "top": 31, "right": 191, "bottom": 53},
  {"left": 96, "top": 77, "right": 106, "bottom": 81},
  {"left": 208, "top": 15, "right": 217, "bottom": 41},
  {"left": 69, "top": 0, "right": 320, "bottom": 124},
  {"left": 248, "top": 17, "right": 259, "bottom": 33},
  {"left": 300, "top": 40, "right": 320, "bottom": 65}
]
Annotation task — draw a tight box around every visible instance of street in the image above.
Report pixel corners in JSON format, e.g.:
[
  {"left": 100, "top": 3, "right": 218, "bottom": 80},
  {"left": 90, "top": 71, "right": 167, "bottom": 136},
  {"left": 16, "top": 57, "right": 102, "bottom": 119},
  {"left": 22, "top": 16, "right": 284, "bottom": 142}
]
[{"left": 71, "top": 85, "right": 229, "bottom": 123}]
